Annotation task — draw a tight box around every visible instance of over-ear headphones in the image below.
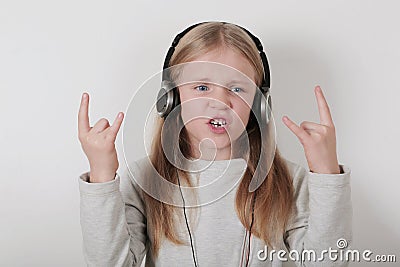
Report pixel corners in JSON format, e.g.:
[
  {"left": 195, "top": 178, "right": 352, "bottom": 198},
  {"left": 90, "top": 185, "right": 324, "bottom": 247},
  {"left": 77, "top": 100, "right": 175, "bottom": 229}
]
[{"left": 156, "top": 21, "right": 272, "bottom": 127}]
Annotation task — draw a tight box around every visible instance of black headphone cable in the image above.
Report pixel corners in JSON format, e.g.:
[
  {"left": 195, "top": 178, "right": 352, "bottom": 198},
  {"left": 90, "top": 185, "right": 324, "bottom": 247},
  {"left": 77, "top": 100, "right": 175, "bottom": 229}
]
[
  {"left": 245, "top": 190, "right": 257, "bottom": 267},
  {"left": 177, "top": 169, "right": 257, "bottom": 267},
  {"left": 177, "top": 170, "right": 198, "bottom": 267}
]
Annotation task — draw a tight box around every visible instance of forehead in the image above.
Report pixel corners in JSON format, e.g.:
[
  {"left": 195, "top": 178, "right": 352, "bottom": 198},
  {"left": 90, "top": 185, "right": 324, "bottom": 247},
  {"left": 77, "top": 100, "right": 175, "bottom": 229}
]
[{"left": 177, "top": 48, "right": 257, "bottom": 88}]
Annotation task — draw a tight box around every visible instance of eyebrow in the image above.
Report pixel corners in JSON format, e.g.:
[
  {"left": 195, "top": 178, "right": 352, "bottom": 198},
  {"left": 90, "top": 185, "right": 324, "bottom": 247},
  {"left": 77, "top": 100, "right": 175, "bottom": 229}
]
[{"left": 187, "top": 77, "right": 253, "bottom": 86}]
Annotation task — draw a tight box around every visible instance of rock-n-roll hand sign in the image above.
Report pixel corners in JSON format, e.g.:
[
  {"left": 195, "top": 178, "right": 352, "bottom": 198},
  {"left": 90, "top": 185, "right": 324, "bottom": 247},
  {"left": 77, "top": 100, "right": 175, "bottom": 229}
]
[
  {"left": 78, "top": 92, "right": 125, "bottom": 183},
  {"left": 282, "top": 86, "right": 341, "bottom": 174}
]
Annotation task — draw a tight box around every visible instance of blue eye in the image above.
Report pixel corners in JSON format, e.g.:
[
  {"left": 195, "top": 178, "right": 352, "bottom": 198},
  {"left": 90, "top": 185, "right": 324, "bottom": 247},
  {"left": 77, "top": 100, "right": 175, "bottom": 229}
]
[
  {"left": 231, "top": 87, "right": 243, "bottom": 93},
  {"left": 195, "top": 85, "right": 209, "bottom": 91}
]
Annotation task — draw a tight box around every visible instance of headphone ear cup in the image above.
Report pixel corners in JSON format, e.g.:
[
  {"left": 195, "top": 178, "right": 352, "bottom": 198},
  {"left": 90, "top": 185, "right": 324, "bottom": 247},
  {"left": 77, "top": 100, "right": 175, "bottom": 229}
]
[
  {"left": 261, "top": 91, "right": 272, "bottom": 125},
  {"left": 156, "top": 81, "right": 173, "bottom": 118},
  {"left": 255, "top": 90, "right": 272, "bottom": 127},
  {"left": 252, "top": 89, "right": 272, "bottom": 127},
  {"left": 156, "top": 81, "right": 177, "bottom": 118}
]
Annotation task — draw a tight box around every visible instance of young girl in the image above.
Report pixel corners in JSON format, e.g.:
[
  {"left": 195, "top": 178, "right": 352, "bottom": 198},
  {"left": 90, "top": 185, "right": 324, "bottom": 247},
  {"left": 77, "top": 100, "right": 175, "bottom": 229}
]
[{"left": 78, "top": 21, "right": 352, "bottom": 267}]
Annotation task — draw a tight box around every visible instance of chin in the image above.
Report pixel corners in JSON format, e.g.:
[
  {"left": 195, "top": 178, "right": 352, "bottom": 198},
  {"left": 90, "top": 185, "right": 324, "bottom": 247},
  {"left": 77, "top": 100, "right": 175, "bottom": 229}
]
[{"left": 203, "top": 137, "right": 232, "bottom": 149}]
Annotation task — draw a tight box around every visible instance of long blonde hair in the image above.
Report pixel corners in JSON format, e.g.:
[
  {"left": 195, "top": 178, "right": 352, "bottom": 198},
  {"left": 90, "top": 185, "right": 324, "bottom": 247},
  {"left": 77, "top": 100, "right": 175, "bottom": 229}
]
[{"left": 143, "top": 22, "right": 294, "bottom": 257}]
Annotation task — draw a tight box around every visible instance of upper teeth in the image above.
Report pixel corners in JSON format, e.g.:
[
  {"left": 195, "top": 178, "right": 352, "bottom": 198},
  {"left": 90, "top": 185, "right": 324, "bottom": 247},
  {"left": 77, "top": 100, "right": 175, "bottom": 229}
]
[{"left": 210, "top": 119, "right": 227, "bottom": 126}]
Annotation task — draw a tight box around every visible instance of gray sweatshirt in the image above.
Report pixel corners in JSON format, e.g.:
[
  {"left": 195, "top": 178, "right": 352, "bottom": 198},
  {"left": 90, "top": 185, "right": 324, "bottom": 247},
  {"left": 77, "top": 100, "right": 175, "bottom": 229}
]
[{"left": 78, "top": 156, "right": 352, "bottom": 267}]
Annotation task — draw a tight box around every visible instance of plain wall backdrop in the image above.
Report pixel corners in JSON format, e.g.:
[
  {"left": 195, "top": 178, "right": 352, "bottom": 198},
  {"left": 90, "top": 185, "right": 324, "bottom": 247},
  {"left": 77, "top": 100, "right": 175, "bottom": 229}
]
[{"left": 1, "top": 0, "right": 399, "bottom": 266}]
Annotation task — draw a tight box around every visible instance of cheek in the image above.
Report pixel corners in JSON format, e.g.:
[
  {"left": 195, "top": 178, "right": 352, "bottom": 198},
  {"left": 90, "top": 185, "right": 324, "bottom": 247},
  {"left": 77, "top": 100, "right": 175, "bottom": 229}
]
[
  {"left": 232, "top": 100, "right": 252, "bottom": 125},
  {"left": 179, "top": 91, "right": 209, "bottom": 123},
  {"left": 180, "top": 101, "right": 207, "bottom": 124},
  {"left": 239, "top": 108, "right": 251, "bottom": 126},
  {"left": 184, "top": 120, "right": 202, "bottom": 134}
]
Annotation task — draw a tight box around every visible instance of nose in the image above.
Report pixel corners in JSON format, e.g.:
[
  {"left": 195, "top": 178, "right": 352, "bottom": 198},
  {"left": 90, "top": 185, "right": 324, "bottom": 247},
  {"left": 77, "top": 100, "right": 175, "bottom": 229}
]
[{"left": 208, "top": 86, "right": 231, "bottom": 110}]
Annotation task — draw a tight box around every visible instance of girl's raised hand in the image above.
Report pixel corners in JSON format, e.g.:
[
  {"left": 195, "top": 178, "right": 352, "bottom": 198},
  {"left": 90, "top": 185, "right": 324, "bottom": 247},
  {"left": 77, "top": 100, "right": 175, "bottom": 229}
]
[
  {"left": 282, "top": 86, "right": 341, "bottom": 174},
  {"left": 78, "top": 93, "right": 124, "bottom": 183}
]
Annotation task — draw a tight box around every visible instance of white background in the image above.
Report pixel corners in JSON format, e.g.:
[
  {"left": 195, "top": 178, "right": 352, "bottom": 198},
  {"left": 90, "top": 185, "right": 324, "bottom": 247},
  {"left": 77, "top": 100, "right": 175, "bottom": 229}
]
[{"left": 1, "top": 0, "right": 399, "bottom": 266}]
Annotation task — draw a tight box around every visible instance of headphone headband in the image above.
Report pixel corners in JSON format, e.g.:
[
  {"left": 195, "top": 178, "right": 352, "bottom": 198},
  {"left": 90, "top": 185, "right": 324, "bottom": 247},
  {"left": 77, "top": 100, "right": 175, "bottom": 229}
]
[{"left": 162, "top": 21, "right": 270, "bottom": 91}]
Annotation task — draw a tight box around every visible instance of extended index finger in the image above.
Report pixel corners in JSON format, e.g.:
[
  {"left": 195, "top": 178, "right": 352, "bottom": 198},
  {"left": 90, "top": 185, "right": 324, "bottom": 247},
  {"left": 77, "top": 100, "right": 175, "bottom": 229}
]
[
  {"left": 315, "top": 86, "right": 334, "bottom": 127},
  {"left": 78, "top": 93, "right": 90, "bottom": 134}
]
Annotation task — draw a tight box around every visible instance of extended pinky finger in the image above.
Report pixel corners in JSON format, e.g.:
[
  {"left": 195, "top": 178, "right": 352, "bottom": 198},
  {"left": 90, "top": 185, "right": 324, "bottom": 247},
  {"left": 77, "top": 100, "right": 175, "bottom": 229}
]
[{"left": 282, "top": 116, "right": 310, "bottom": 143}]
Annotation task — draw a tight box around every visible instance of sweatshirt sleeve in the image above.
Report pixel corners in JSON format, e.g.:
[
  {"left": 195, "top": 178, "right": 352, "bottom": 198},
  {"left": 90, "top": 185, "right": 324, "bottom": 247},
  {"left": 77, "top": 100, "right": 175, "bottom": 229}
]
[
  {"left": 78, "top": 162, "right": 148, "bottom": 267},
  {"left": 283, "top": 161, "right": 353, "bottom": 267}
]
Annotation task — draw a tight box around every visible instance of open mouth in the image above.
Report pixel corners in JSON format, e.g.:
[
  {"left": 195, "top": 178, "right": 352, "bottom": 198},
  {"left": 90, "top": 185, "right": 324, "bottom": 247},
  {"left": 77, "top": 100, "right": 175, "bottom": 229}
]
[{"left": 209, "top": 118, "right": 227, "bottom": 128}]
